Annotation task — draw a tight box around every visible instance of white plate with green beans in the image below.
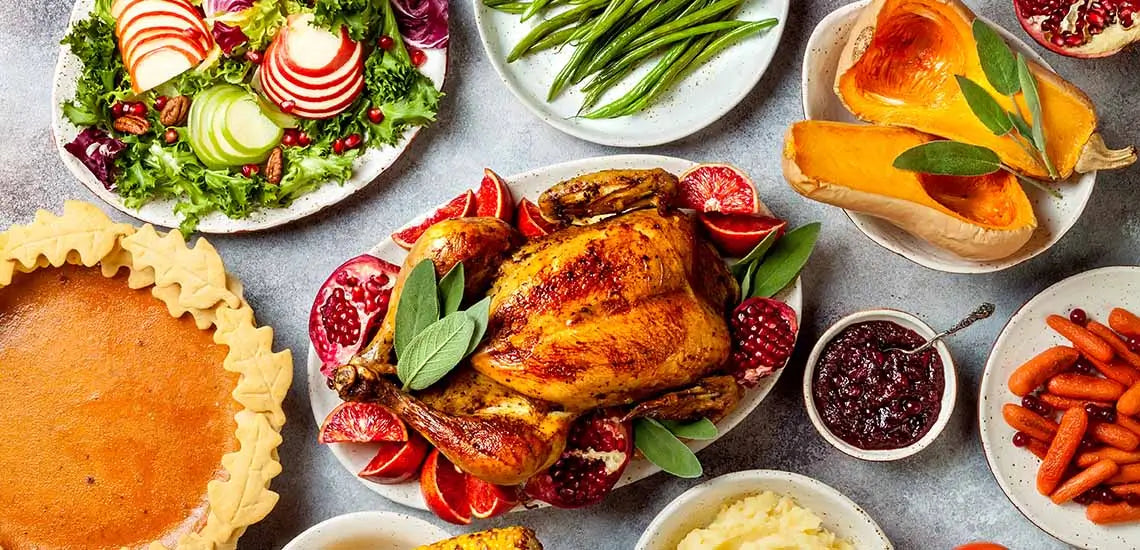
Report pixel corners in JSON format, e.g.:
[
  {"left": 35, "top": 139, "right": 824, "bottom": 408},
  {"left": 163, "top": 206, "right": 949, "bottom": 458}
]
[
  {"left": 308, "top": 154, "right": 804, "bottom": 511},
  {"left": 474, "top": 0, "right": 788, "bottom": 146}
]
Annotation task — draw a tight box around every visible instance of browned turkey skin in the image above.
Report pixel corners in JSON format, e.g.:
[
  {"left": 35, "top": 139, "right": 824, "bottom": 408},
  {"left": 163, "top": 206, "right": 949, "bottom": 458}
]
[{"left": 332, "top": 168, "right": 741, "bottom": 486}]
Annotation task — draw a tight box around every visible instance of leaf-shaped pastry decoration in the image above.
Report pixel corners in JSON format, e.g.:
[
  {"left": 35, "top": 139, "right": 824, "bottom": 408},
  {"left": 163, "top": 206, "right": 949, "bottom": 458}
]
[
  {"left": 1, "top": 201, "right": 132, "bottom": 271},
  {"left": 215, "top": 305, "right": 293, "bottom": 429},
  {"left": 207, "top": 410, "right": 284, "bottom": 528},
  {"left": 122, "top": 225, "right": 241, "bottom": 311}
]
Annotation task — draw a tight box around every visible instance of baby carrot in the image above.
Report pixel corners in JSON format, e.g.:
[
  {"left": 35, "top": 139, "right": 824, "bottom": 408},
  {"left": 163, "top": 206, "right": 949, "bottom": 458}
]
[
  {"left": 1038, "top": 392, "right": 1112, "bottom": 411},
  {"left": 1087, "top": 356, "right": 1140, "bottom": 386},
  {"left": 1092, "top": 422, "right": 1140, "bottom": 451},
  {"left": 1109, "top": 308, "right": 1140, "bottom": 338},
  {"left": 1087, "top": 501, "right": 1140, "bottom": 524},
  {"left": 1076, "top": 447, "right": 1140, "bottom": 468},
  {"left": 1116, "top": 415, "right": 1140, "bottom": 437},
  {"left": 1047, "top": 315, "right": 1115, "bottom": 362},
  {"left": 1051, "top": 459, "right": 1120, "bottom": 504},
  {"left": 1038, "top": 407, "right": 1089, "bottom": 495},
  {"left": 1089, "top": 321, "right": 1140, "bottom": 370},
  {"left": 1120, "top": 383, "right": 1140, "bottom": 416},
  {"left": 1003, "top": 403, "right": 1059, "bottom": 442},
  {"left": 1026, "top": 437, "right": 1050, "bottom": 460},
  {"left": 1113, "top": 482, "right": 1140, "bottom": 496},
  {"left": 1047, "top": 372, "right": 1126, "bottom": 402},
  {"left": 1109, "top": 463, "right": 1140, "bottom": 485},
  {"left": 1008, "top": 346, "right": 1081, "bottom": 396}
]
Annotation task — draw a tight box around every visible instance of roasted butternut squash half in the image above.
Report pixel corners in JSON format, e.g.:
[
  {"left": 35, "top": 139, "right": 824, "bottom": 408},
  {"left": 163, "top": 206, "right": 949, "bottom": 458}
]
[
  {"left": 783, "top": 121, "right": 1037, "bottom": 261},
  {"left": 835, "top": 0, "right": 1135, "bottom": 180}
]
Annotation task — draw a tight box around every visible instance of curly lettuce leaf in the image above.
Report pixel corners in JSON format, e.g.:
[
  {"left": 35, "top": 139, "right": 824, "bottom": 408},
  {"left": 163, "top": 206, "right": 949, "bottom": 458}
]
[
  {"left": 313, "top": 0, "right": 382, "bottom": 41},
  {"left": 60, "top": 14, "right": 129, "bottom": 127},
  {"left": 213, "top": 0, "right": 287, "bottom": 49}
]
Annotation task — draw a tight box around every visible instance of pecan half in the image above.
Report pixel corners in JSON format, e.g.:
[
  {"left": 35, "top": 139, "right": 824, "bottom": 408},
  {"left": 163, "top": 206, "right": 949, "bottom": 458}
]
[
  {"left": 112, "top": 115, "right": 150, "bottom": 135},
  {"left": 159, "top": 95, "right": 191, "bottom": 126},
  {"left": 264, "top": 147, "right": 283, "bottom": 185}
]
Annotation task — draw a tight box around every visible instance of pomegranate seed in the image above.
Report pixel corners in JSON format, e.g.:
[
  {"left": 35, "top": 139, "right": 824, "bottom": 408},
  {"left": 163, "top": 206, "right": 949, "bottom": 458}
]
[
  {"left": 111, "top": 102, "right": 125, "bottom": 118},
  {"left": 378, "top": 35, "right": 394, "bottom": 50},
  {"left": 281, "top": 132, "right": 297, "bottom": 147},
  {"left": 129, "top": 102, "right": 147, "bottom": 116},
  {"left": 154, "top": 96, "right": 168, "bottom": 111},
  {"left": 410, "top": 48, "right": 427, "bottom": 67},
  {"left": 297, "top": 132, "right": 312, "bottom": 147},
  {"left": 245, "top": 50, "right": 263, "bottom": 64},
  {"left": 1012, "top": 432, "right": 1030, "bottom": 447},
  {"left": 164, "top": 128, "right": 179, "bottom": 144},
  {"left": 368, "top": 107, "right": 384, "bottom": 124},
  {"left": 344, "top": 133, "right": 362, "bottom": 149},
  {"left": 241, "top": 164, "right": 260, "bottom": 177},
  {"left": 1070, "top": 308, "right": 1088, "bottom": 325},
  {"left": 280, "top": 100, "right": 296, "bottom": 113},
  {"left": 333, "top": 138, "right": 346, "bottom": 155},
  {"left": 1128, "top": 336, "right": 1140, "bottom": 353}
]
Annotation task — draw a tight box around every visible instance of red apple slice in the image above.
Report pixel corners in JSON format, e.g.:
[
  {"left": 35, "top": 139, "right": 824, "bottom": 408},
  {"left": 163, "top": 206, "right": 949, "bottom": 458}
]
[
  {"left": 261, "top": 45, "right": 362, "bottom": 103},
  {"left": 474, "top": 169, "right": 514, "bottom": 223},
  {"left": 130, "top": 46, "right": 199, "bottom": 93},
  {"left": 318, "top": 402, "right": 409, "bottom": 444},
  {"left": 268, "top": 37, "right": 363, "bottom": 90},
  {"left": 124, "top": 31, "right": 207, "bottom": 68},
  {"left": 112, "top": 0, "right": 198, "bottom": 20},
  {"left": 116, "top": 0, "right": 207, "bottom": 38},
  {"left": 698, "top": 213, "right": 787, "bottom": 257},
  {"left": 467, "top": 476, "right": 519, "bottom": 519},
  {"left": 122, "top": 27, "right": 207, "bottom": 62},
  {"left": 515, "top": 198, "right": 561, "bottom": 239},
  {"left": 260, "top": 65, "right": 363, "bottom": 119},
  {"left": 358, "top": 435, "right": 430, "bottom": 484},
  {"left": 278, "top": 13, "right": 358, "bottom": 77},
  {"left": 391, "top": 191, "right": 478, "bottom": 250},
  {"left": 420, "top": 449, "right": 472, "bottom": 525}
]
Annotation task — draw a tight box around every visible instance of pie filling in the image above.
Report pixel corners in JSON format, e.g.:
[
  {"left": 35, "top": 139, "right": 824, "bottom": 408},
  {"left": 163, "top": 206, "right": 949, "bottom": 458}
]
[{"left": 0, "top": 265, "right": 239, "bottom": 549}]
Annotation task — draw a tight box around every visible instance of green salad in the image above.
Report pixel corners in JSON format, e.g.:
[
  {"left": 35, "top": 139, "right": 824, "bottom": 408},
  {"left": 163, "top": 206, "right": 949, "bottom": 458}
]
[{"left": 61, "top": 0, "right": 445, "bottom": 233}]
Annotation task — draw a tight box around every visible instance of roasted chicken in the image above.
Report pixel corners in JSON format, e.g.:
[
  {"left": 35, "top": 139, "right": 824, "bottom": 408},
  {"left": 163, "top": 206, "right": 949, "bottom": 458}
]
[{"left": 333, "top": 168, "right": 740, "bottom": 486}]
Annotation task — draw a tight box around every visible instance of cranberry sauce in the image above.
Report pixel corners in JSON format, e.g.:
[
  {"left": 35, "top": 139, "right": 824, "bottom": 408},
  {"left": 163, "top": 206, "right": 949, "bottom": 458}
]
[{"left": 812, "top": 320, "right": 944, "bottom": 451}]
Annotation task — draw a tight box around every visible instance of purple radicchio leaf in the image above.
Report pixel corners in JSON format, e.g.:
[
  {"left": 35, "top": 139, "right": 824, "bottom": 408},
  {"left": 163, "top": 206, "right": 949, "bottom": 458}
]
[
  {"left": 63, "top": 128, "right": 126, "bottom": 189},
  {"left": 212, "top": 21, "right": 249, "bottom": 54},
  {"left": 202, "top": 0, "right": 254, "bottom": 17},
  {"left": 392, "top": 0, "right": 449, "bottom": 49}
]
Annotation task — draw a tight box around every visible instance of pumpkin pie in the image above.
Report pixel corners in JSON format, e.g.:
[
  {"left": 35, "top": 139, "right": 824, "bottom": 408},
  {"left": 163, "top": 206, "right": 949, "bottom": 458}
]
[{"left": 0, "top": 202, "right": 292, "bottom": 550}]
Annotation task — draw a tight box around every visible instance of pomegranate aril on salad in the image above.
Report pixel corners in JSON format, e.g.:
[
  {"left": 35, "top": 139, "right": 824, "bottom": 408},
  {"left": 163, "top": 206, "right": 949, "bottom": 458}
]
[{"left": 309, "top": 254, "right": 400, "bottom": 374}]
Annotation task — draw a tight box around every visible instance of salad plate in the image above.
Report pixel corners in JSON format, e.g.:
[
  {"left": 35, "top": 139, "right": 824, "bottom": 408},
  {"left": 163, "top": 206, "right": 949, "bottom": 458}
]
[
  {"left": 474, "top": 0, "right": 788, "bottom": 147},
  {"left": 979, "top": 266, "right": 1140, "bottom": 549},
  {"left": 52, "top": 0, "right": 447, "bottom": 234},
  {"left": 800, "top": 0, "right": 1095, "bottom": 274},
  {"left": 307, "top": 153, "right": 804, "bottom": 511}
]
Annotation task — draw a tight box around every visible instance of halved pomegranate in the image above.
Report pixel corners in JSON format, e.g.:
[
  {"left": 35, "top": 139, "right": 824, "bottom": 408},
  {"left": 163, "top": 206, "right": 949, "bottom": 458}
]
[
  {"left": 524, "top": 409, "right": 632, "bottom": 509},
  {"left": 421, "top": 449, "right": 472, "bottom": 524},
  {"left": 318, "top": 402, "right": 408, "bottom": 443},
  {"left": 475, "top": 168, "right": 514, "bottom": 223},
  {"left": 467, "top": 475, "right": 520, "bottom": 519},
  {"left": 515, "top": 198, "right": 561, "bottom": 239},
  {"left": 391, "top": 190, "right": 478, "bottom": 250},
  {"left": 677, "top": 163, "right": 766, "bottom": 215},
  {"left": 698, "top": 213, "right": 788, "bottom": 257},
  {"left": 358, "top": 434, "right": 430, "bottom": 484},
  {"left": 310, "top": 254, "right": 400, "bottom": 375},
  {"left": 729, "top": 297, "right": 799, "bottom": 387},
  {"left": 1015, "top": 0, "right": 1140, "bottom": 57}
]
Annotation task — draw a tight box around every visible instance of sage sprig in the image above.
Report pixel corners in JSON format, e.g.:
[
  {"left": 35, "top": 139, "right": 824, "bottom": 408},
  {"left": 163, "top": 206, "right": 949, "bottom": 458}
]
[
  {"left": 634, "top": 417, "right": 717, "bottom": 478},
  {"left": 730, "top": 223, "right": 820, "bottom": 302}
]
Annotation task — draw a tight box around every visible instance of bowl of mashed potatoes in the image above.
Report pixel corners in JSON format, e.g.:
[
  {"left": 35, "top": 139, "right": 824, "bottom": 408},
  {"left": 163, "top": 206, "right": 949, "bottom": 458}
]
[{"left": 635, "top": 470, "right": 893, "bottom": 550}]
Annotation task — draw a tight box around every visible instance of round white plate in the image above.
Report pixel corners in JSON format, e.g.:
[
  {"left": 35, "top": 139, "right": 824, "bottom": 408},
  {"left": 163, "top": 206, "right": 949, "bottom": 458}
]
[
  {"left": 979, "top": 266, "right": 1140, "bottom": 549},
  {"left": 635, "top": 469, "right": 893, "bottom": 550},
  {"left": 51, "top": 0, "right": 447, "bottom": 233},
  {"left": 474, "top": 0, "right": 788, "bottom": 147},
  {"left": 282, "top": 511, "right": 451, "bottom": 550},
  {"left": 308, "top": 154, "right": 804, "bottom": 511},
  {"left": 800, "top": 1, "right": 1095, "bottom": 274}
]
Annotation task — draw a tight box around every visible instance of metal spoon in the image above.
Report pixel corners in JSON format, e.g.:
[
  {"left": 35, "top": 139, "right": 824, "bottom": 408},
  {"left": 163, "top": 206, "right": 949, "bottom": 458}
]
[{"left": 886, "top": 302, "right": 996, "bottom": 355}]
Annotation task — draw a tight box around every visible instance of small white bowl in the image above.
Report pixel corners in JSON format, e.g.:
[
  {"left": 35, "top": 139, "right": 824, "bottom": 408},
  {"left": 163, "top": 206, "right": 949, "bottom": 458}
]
[
  {"left": 282, "top": 511, "right": 451, "bottom": 550},
  {"left": 802, "top": 309, "right": 957, "bottom": 461},
  {"left": 635, "top": 470, "right": 893, "bottom": 550}
]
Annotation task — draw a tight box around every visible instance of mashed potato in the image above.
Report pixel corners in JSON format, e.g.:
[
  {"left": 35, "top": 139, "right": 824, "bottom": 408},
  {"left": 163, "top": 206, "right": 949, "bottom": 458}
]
[{"left": 676, "top": 491, "right": 855, "bottom": 550}]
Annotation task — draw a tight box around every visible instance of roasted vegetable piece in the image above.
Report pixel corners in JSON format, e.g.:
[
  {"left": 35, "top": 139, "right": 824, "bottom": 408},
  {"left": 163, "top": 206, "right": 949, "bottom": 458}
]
[{"left": 414, "top": 526, "right": 544, "bottom": 550}]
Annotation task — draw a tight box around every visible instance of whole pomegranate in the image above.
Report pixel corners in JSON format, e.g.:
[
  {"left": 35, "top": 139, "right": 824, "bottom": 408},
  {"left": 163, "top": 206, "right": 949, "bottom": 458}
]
[
  {"left": 524, "top": 409, "right": 632, "bottom": 508},
  {"left": 729, "top": 297, "right": 799, "bottom": 387},
  {"left": 1015, "top": 0, "right": 1140, "bottom": 57},
  {"left": 309, "top": 254, "right": 400, "bottom": 375}
]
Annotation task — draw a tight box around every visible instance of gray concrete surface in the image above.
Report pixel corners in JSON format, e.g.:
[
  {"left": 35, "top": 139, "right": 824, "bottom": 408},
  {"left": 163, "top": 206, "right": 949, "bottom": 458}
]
[{"left": 3, "top": 0, "right": 1138, "bottom": 548}]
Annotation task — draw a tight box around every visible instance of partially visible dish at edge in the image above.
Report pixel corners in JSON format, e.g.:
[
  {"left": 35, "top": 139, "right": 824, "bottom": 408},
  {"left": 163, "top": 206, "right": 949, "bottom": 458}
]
[{"left": 58, "top": 0, "right": 447, "bottom": 233}]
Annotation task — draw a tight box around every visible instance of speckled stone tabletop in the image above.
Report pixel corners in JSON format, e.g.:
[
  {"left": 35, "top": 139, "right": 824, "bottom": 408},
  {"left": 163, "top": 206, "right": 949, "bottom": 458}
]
[{"left": 2, "top": 0, "right": 1137, "bottom": 548}]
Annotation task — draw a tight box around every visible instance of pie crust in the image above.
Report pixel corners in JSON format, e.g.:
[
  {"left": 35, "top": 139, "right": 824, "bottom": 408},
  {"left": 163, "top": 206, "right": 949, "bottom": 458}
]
[{"left": 0, "top": 201, "right": 293, "bottom": 550}]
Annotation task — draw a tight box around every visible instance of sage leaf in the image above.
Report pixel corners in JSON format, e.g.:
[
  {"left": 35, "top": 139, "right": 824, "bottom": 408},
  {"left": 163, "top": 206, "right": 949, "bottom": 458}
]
[
  {"left": 1016, "top": 53, "right": 1057, "bottom": 178},
  {"left": 634, "top": 418, "right": 703, "bottom": 478},
  {"left": 750, "top": 223, "right": 821, "bottom": 299},
  {"left": 739, "top": 259, "right": 758, "bottom": 299},
  {"left": 398, "top": 312, "right": 476, "bottom": 391},
  {"left": 956, "top": 76, "right": 1012, "bottom": 136},
  {"left": 438, "top": 263, "right": 466, "bottom": 315},
  {"left": 660, "top": 418, "right": 718, "bottom": 440},
  {"left": 1008, "top": 111, "right": 1034, "bottom": 140},
  {"left": 972, "top": 20, "right": 1019, "bottom": 95},
  {"left": 394, "top": 259, "right": 440, "bottom": 359},
  {"left": 730, "top": 230, "right": 779, "bottom": 276},
  {"left": 893, "top": 141, "right": 1002, "bottom": 176},
  {"left": 465, "top": 296, "right": 492, "bottom": 355}
]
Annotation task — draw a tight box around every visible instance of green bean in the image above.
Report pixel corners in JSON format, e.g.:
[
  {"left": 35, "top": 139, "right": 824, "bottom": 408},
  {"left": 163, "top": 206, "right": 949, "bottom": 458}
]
[
  {"left": 579, "top": 64, "right": 633, "bottom": 111},
  {"left": 548, "top": 37, "right": 603, "bottom": 100},
  {"left": 507, "top": 0, "right": 607, "bottom": 62},
  {"left": 490, "top": 2, "right": 531, "bottom": 13},
  {"left": 522, "top": 0, "right": 552, "bottom": 20},
  {"left": 582, "top": 38, "right": 694, "bottom": 119},
  {"left": 579, "top": 0, "right": 639, "bottom": 45},
  {"left": 690, "top": 17, "right": 776, "bottom": 67},
  {"left": 576, "top": 0, "right": 692, "bottom": 80},
  {"left": 614, "top": 35, "right": 712, "bottom": 117},
  {"left": 598, "top": 19, "right": 748, "bottom": 80},
  {"left": 582, "top": 0, "right": 704, "bottom": 92},
  {"left": 530, "top": 25, "right": 578, "bottom": 53},
  {"left": 625, "top": 0, "right": 742, "bottom": 50}
]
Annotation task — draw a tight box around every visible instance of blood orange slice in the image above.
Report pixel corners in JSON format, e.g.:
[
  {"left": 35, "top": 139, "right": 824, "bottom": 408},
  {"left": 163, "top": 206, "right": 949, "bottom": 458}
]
[
  {"left": 474, "top": 169, "right": 514, "bottom": 223},
  {"left": 467, "top": 476, "right": 519, "bottom": 519},
  {"left": 516, "top": 198, "right": 561, "bottom": 239},
  {"left": 698, "top": 213, "right": 788, "bottom": 257},
  {"left": 420, "top": 449, "right": 472, "bottom": 524},
  {"left": 358, "top": 434, "right": 429, "bottom": 484},
  {"left": 391, "top": 190, "right": 477, "bottom": 250},
  {"left": 678, "top": 163, "right": 764, "bottom": 215},
  {"left": 318, "top": 402, "right": 409, "bottom": 444}
]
